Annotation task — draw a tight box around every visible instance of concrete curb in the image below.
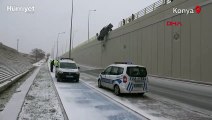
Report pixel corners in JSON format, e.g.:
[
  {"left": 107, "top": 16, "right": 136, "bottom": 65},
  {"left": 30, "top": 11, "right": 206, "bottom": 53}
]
[{"left": 0, "top": 71, "right": 29, "bottom": 93}]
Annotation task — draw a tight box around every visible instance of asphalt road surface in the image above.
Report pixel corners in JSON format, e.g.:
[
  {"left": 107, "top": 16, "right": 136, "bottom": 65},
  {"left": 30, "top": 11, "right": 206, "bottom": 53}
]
[
  {"left": 79, "top": 65, "right": 212, "bottom": 115},
  {"left": 50, "top": 72, "right": 147, "bottom": 120}
]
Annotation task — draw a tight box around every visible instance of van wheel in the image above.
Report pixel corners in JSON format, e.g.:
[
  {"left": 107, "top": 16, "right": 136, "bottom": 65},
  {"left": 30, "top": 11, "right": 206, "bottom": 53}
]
[
  {"left": 114, "top": 85, "right": 120, "bottom": 96},
  {"left": 98, "top": 80, "right": 102, "bottom": 88}
]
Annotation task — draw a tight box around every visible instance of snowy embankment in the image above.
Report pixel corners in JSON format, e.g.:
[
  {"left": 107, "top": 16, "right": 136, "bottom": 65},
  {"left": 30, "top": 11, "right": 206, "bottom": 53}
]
[
  {"left": 0, "top": 43, "right": 34, "bottom": 93},
  {"left": 0, "top": 43, "right": 33, "bottom": 84},
  {"left": 18, "top": 64, "right": 64, "bottom": 120}
]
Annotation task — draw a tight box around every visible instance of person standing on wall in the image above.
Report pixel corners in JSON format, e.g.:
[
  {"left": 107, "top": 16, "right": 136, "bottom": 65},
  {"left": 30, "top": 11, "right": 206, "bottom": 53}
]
[
  {"left": 123, "top": 19, "right": 125, "bottom": 25},
  {"left": 132, "top": 14, "right": 135, "bottom": 21}
]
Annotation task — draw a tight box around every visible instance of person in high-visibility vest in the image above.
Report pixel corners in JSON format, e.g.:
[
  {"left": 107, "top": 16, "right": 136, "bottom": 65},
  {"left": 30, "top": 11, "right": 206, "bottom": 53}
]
[{"left": 54, "top": 60, "right": 59, "bottom": 68}]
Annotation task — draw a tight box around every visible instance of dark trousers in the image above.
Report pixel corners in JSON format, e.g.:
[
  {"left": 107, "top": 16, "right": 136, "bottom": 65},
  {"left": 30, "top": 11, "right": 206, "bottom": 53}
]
[{"left": 50, "top": 64, "right": 53, "bottom": 72}]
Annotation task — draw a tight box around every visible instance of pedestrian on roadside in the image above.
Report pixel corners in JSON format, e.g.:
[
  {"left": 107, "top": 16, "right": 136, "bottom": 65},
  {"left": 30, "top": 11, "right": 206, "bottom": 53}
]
[{"left": 50, "top": 60, "right": 54, "bottom": 72}]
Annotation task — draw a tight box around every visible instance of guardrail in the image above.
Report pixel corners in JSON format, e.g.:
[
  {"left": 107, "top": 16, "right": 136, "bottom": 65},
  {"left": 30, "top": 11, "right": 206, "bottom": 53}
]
[
  {"left": 72, "top": 0, "right": 173, "bottom": 50},
  {"left": 118, "top": 0, "right": 172, "bottom": 27}
]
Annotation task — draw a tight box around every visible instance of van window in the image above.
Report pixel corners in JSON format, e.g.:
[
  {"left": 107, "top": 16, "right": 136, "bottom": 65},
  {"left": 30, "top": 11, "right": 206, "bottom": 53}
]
[
  {"left": 117, "top": 67, "right": 124, "bottom": 75},
  {"left": 60, "top": 62, "right": 77, "bottom": 69},
  {"left": 126, "top": 66, "right": 147, "bottom": 77},
  {"left": 104, "top": 66, "right": 112, "bottom": 75},
  {"left": 111, "top": 67, "right": 124, "bottom": 75},
  {"left": 111, "top": 67, "right": 118, "bottom": 75}
]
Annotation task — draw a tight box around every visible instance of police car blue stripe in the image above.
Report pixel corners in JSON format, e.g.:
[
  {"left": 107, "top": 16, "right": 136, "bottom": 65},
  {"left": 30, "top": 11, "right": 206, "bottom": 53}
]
[
  {"left": 129, "top": 83, "right": 132, "bottom": 91},
  {"left": 127, "top": 82, "right": 131, "bottom": 91},
  {"left": 129, "top": 83, "right": 133, "bottom": 91},
  {"left": 130, "top": 83, "right": 133, "bottom": 91},
  {"left": 128, "top": 83, "right": 131, "bottom": 91},
  {"left": 112, "top": 79, "right": 122, "bottom": 84},
  {"left": 126, "top": 82, "right": 133, "bottom": 92},
  {"left": 127, "top": 83, "right": 130, "bottom": 91}
]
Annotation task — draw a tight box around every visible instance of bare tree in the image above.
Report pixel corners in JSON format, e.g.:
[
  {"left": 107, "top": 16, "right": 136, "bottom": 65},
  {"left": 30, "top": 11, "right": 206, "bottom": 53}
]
[{"left": 31, "top": 48, "right": 45, "bottom": 62}]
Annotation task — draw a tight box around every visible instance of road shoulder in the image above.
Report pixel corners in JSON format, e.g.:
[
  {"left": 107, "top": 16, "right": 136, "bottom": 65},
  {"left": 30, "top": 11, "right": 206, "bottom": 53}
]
[
  {"left": 18, "top": 64, "right": 65, "bottom": 120},
  {"left": 0, "top": 67, "right": 40, "bottom": 120}
]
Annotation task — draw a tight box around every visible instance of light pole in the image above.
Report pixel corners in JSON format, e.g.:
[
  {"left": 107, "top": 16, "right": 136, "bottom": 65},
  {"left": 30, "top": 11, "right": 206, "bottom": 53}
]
[
  {"left": 72, "top": 30, "right": 78, "bottom": 50},
  {"left": 17, "top": 39, "right": 19, "bottom": 52},
  {"left": 69, "top": 0, "right": 74, "bottom": 58},
  {"left": 56, "top": 32, "right": 65, "bottom": 59},
  {"left": 88, "top": 9, "right": 96, "bottom": 41}
]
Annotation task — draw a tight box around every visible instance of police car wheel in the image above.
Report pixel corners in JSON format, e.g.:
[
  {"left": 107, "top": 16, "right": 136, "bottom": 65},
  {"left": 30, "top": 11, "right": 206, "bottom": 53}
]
[
  {"left": 114, "top": 85, "right": 120, "bottom": 96},
  {"left": 98, "top": 80, "right": 102, "bottom": 88}
]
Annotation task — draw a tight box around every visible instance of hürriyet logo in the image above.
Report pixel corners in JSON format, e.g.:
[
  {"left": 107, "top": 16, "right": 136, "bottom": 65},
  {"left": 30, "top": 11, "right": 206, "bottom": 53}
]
[{"left": 173, "top": 5, "right": 202, "bottom": 15}]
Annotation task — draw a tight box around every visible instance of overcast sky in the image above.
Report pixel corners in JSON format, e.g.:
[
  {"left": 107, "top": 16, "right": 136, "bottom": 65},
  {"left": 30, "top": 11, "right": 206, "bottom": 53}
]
[{"left": 0, "top": 0, "right": 158, "bottom": 55}]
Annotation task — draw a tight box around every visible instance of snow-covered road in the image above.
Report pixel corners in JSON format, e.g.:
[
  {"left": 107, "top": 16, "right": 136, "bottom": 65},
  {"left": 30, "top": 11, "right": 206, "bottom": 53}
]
[
  {"left": 49, "top": 63, "right": 212, "bottom": 120},
  {"left": 78, "top": 65, "right": 212, "bottom": 120},
  {"left": 50, "top": 72, "right": 147, "bottom": 120}
]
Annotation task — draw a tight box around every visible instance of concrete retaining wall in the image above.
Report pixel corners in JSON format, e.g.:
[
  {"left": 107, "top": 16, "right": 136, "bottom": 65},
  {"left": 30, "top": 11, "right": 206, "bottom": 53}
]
[{"left": 64, "top": 0, "right": 212, "bottom": 83}]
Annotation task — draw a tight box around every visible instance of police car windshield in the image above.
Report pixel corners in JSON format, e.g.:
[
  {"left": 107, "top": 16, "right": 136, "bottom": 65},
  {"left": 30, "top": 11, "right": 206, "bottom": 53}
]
[
  {"left": 127, "top": 67, "right": 147, "bottom": 77},
  {"left": 60, "top": 62, "right": 77, "bottom": 69}
]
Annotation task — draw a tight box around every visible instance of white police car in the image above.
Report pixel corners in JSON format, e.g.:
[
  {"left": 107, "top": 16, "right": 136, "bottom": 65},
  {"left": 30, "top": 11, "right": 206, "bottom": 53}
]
[
  {"left": 98, "top": 62, "right": 148, "bottom": 95},
  {"left": 55, "top": 58, "right": 80, "bottom": 82}
]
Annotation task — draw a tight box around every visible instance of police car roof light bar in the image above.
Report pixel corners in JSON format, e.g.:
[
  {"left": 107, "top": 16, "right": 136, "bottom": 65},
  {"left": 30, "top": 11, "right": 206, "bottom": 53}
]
[{"left": 114, "top": 62, "right": 133, "bottom": 64}]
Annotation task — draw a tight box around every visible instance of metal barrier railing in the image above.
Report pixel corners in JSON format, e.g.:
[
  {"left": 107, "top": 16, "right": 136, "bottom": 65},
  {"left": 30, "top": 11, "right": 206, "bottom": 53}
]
[
  {"left": 74, "top": 0, "right": 173, "bottom": 49},
  {"left": 118, "top": 0, "right": 172, "bottom": 27}
]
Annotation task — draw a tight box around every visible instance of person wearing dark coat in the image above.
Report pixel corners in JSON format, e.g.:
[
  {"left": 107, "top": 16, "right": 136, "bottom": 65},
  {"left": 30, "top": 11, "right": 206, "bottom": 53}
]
[{"left": 50, "top": 60, "right": 54, "bottom": 72}]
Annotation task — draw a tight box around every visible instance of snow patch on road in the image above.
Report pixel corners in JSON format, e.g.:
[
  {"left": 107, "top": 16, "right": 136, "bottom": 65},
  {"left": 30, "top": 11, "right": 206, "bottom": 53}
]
[{"left": 18, "top": 64, "right": 64, "bottom": 120}]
